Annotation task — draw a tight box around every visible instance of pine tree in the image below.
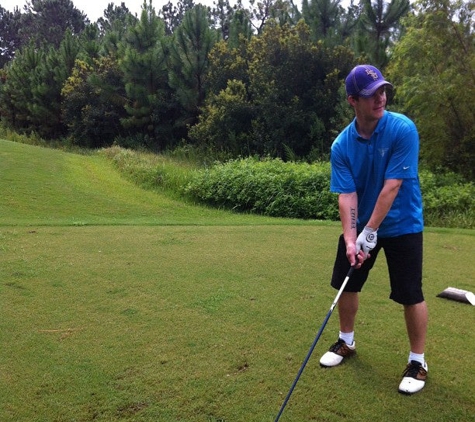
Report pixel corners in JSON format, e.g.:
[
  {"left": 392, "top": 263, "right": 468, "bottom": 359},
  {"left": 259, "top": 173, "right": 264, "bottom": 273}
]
[
  {"left": 301, "top": 0, "right": 341, "bottom": 40},
  {"left": 168, "top": 5, "right": 218, "bottom": 128},
  {"left": 358, "top": 0, "right": 410, "bottom": 67},
  {"left": 19, "top": 0, "right": 88, "bottom": 48},
  {"left": 119, "top": 1, "right": 174, "bottom": 150},
  {"left": 0, "top": 6, "right": 22, "bottom": 67}
]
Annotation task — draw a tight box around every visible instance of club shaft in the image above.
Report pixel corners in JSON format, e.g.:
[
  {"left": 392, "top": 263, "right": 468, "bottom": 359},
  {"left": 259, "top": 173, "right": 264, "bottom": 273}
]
[{"left": 274, "top": 266, "right": 355, "bottom": 422}]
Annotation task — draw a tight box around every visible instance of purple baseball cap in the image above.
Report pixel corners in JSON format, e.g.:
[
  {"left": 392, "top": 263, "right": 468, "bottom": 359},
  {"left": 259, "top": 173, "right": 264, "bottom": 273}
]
[{"left": 345, "top": 65, "right": 393, "bottom": 98}]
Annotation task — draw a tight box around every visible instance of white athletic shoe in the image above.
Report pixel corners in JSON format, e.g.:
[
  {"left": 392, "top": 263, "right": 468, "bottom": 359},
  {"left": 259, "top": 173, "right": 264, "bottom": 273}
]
[
  {"left": 320, "top": 338, "right": 356, "bottom": 367},
  {"left": 398, "top": 360, "right": 428, "bottom": 395}
]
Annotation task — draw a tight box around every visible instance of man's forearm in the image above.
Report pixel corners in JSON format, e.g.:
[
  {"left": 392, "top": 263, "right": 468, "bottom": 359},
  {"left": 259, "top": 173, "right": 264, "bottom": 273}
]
[
  {"left": 366, "top": 179, "right": 402, "bottom": 229},
  {"left": 339, "top": 192, "right": 358, "bottom": 244}
]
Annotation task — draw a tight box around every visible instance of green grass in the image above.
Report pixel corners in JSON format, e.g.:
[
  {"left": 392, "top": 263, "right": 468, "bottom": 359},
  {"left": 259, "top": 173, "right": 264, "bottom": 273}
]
[
  {"left": 1, "top": 140, "right": 474, "bottom": 422},
  {"left": 0, "top": 141, "right": 284, "bottom": 227}
]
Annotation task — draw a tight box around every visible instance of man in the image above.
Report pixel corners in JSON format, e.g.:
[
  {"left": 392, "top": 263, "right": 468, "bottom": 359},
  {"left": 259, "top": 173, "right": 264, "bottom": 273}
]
[{"left": 319, "top": 64, "right": 428, "bottom": 395}]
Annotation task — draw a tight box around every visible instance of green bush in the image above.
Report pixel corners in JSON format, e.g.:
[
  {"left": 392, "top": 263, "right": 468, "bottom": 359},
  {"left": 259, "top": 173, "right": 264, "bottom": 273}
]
[
  {"left": 420, "top": 169, "right": 475, "bottom": 229},
  {"left": 184, "top": 158, "right": 475, "bottom": 227},
  {"left": 97, "top": 148, "right": 474, "bottom": 229},
  {"left": 184, "top": 157, "right": 339, "bottom": 220}
]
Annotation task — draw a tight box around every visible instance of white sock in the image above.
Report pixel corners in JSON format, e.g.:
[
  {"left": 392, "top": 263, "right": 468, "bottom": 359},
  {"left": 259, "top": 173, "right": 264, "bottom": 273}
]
[
  {"left": 339, "top": 331, "right": 354, "bottom": 345},
  {"left": 409, "top": 351, "right": 425, "bottom": 365}
]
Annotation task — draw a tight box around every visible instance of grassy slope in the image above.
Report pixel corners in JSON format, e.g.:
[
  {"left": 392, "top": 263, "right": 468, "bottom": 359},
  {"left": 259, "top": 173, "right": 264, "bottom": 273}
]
[
  {"left": 0, "top": 140, "right": 474, "bottom": 422},
  {"left": 0, "top": 140, "right": 290, "bottom": 226}
]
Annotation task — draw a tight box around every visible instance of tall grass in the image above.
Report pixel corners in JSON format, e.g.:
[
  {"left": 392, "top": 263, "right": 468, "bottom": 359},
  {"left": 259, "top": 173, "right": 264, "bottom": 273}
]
[
  {"left": 99, "top": 145, "right": 197, "bottom": 197},
  {"left": 100, "top": 147, "right": 475, "bottom": 229}
]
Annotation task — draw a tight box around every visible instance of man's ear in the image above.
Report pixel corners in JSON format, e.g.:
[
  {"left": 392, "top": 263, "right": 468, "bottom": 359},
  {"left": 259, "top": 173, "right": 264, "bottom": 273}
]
[{"left": 347, "top": 95, "right": 358, "bottom": 107}]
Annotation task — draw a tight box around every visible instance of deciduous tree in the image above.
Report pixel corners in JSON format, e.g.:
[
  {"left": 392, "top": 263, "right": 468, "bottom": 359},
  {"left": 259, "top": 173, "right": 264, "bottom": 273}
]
[
  {"left": 192, "top": 20, "right": 355, "bottom": 158},
  {"left": 62, "top": 57, "right": 128, "bottom": 147},
  {"left": 388, "top": 0, "right": 475, "bottom": 179}
]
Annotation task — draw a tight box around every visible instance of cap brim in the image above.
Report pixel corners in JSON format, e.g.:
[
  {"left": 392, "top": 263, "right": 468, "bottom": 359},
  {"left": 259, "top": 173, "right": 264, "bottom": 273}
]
[{"left": 358, "top": 81, "right": 393, "bottom": 98}]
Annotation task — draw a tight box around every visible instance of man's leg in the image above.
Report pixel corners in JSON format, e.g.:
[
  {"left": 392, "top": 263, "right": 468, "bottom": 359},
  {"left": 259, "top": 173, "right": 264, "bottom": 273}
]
[
  {"left": 320, "top": 234, "right": 376, "bottom": 368},
  {"left": 390, "top": 233, "right": 427, "bottom": 395},
  {"left": 399, "top": 300, "right": 428, "bottom": 394},
  {"left": 319, "top": 292, "right": 359, "bottom": 367},
  {"left": 384, "top": 233, "right": 427, "bottom": 359},
  {"left": 404, "top": 301, "right": 428, "bottom": 354},
  {"left": 338, "top": 291, "right": 359, "bottom": 333}
]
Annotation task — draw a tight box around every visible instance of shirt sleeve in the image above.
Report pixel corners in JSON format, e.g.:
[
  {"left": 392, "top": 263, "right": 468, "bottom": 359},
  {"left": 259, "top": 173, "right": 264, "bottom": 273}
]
[
  {"left": 385, "top": 119, "right": 419, "bottom": 180},
  {"left": 330, "top": 141, "right": 356, "bottom": 193}
]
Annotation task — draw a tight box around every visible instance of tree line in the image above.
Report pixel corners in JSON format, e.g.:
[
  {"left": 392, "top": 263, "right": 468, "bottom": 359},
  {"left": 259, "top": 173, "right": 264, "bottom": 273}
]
[{"left": 0, "top": 0, "right": 473, "bottom": 179}]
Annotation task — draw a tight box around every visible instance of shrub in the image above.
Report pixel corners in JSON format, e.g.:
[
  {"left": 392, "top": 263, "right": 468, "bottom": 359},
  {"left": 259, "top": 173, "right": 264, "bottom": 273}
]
[
  {"left": 184, "top": 157, "right": 339, "bottom": 220},
  {"left": 98, "top": 148, "right": 474, "bottom": 229},
  {"left": 420, "top": 169, "right": 475, "bottom": 229}
]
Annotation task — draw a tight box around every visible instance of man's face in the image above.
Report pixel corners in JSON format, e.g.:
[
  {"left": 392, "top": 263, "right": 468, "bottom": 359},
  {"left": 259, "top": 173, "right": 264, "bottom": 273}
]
[{"left": 349, "top": 86, "right": 387, "bottom": 121}]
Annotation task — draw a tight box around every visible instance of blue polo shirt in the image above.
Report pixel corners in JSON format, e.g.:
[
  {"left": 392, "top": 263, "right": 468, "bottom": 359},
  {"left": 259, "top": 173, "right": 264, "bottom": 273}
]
[{"left": 330, "top": 111, "right": 423, "bottom": 238}]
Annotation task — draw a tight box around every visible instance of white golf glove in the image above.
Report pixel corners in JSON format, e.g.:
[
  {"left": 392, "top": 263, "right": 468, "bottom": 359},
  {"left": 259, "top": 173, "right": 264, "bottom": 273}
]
[{"left": 356, "top": 226, "right": 378, "bottom": 257}]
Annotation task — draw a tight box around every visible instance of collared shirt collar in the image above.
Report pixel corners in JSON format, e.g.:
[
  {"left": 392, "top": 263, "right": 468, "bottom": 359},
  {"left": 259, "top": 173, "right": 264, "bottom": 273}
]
[{"left": 351, "top": 110, "right": 388, "bottom": 141}]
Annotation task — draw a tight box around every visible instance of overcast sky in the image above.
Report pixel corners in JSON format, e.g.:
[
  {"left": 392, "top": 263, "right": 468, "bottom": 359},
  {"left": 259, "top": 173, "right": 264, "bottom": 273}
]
[
  {"left": 1, "top": 0, "right": 335, "bottom": 23},
  {"left": 0, "top": 0, "right": 217, "bottom": 22}
]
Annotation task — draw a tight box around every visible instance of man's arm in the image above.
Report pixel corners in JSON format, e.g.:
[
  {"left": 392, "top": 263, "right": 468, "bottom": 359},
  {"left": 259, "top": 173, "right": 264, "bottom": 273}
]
[
  {"left": 339, "top": 178, "right": 403, "bottom": 266},
  {"left": 354, "top": 179, "right": 403, "bottom": 262},
  {"left": 339, "top": 192, "right": 359, "bottom": 267},
  {"left": 366, "top": 178, "right": 403, "bottom": 230}
]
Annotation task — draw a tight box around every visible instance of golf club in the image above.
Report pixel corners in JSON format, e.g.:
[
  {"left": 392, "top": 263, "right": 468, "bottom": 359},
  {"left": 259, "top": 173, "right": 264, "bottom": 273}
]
[{"left": 274, "top": 264, "right": 356, "bottom": 422}]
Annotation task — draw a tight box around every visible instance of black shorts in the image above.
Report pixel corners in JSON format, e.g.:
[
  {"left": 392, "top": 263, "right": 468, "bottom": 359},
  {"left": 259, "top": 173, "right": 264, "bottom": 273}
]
[{"left": 331, "top": 232, "right": 424, "bottom": 305}]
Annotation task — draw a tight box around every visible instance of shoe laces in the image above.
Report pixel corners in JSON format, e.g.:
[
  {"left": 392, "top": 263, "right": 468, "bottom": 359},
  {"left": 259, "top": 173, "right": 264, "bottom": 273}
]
[
  {"left": 403, "top": 360, "right": 426, "bottom": 378},
  {"left": 329, "top": 338, "right": 347, "bottom": 353}
]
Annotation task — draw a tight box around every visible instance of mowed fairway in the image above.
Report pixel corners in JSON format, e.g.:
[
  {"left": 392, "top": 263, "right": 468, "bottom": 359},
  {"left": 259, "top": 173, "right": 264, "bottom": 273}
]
[{"left": 1, "top": 140, "right": 474, "bottom": 422}]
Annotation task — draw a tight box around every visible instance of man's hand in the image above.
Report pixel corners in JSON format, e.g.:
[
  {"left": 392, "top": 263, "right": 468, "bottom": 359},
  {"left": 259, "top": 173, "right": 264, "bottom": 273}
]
[{"left": 356, "top": 226, "right": 378, "bottom": 258}]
